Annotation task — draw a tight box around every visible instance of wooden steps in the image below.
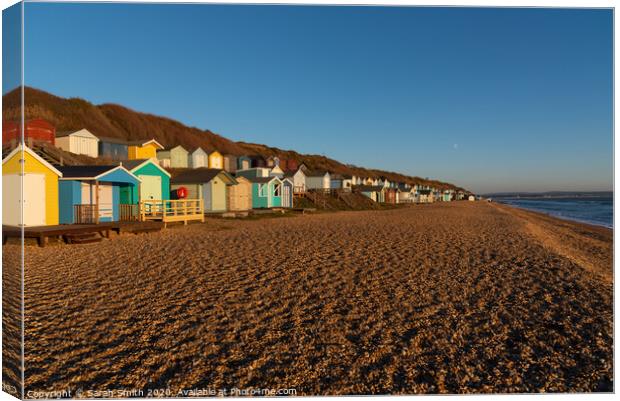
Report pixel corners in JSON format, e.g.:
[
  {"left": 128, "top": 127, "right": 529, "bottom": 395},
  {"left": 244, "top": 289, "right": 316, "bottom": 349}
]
[{"left": 64, "top": 232, "right": 103, "bottom": 244}]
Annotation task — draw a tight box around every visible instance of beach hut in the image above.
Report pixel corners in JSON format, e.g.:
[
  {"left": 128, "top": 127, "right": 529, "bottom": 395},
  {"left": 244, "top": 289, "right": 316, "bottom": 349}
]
[
  {"left": 468, "top": 195, "right": 476, "bottom": 201},
  {"left": 120, "top": 159, "right": 171, "bottom": 203},
  {"left": 305, "top": 170, "right": 331, "bottom": 190},
  {"left": 237, "top": 156, "right": 251, "bottom": 170},
  {"left": 157, "top": 145, "right": 189, "bottom": 168},
  {"left": 170, "top": 168, "right": 237, "bottom": 213},
  {"left": 2, "top": 144, "right": 63, "bottom": 226},
  {"left": 330, "top": 174, "right": 344, "bottom": 189},
  {"left": 55, "top": 129, "right": 100, "bottom": 158},
  {"left": 398, "top": 184, "right": 414, "bottom": 203},
  {"left": 236, "top": 167, "right": 271, "bottom": 179},
  {"left": 223, "top": 154, "right": 238, "bottom": 173},
  {"left": 57, "top": 165, "right": 141, "bottom": 224},
  {"left": 227, "top": 176, "right": 252, "bottom": 211},
  {"left": 283, "top": 167, "right": 306, "bottom": 193},
  {"left": 357, "top": 185, "right": 385, "bottom": 203},
  {"left": 2, "top": 119, "right": 56, "bottom": 147},
  {"left": 97, "top": 136, "right": 128, "bottom": 161},
  {"left": 247, "top": 176, "right": 284, "bottom": 209},
  {"left": 127, "top": 139, "right": 164, "bottom": 160},
  {"left": 208, "top": 150, "right": 224, "bottom": 169},
  {"left": 266, "top": 156, "right": 280, "bottom": 168},
  {"left": 384, "top": 188, "right": 398, "bottom": 204},
  {"left": 342, "top": 175, "right": 354, "bottom": 190},
  {"left": 418, "top": 189, "right": 432, "bottom": 203},
  {"left": 189, "top": 147, "right": 208, "bottom": 168}
]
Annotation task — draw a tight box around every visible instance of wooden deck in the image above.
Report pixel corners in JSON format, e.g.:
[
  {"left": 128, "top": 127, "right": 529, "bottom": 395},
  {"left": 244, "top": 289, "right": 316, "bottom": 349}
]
[
  {"left": 140, "top": 199, "right": 204, "bottom": 227},
  {"left": 3, "top": 221, "right": 164, "bottom": 247}
]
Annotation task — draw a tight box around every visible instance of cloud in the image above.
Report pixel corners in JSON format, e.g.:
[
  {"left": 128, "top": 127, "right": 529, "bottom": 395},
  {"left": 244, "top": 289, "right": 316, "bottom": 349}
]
[{"left": 453, "top": 143, "right": 458, "bottom": 150}]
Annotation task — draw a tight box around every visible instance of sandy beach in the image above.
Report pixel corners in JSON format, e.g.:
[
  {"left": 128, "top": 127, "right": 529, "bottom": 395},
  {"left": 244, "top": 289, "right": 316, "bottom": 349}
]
[{"left": 2, "top": 201, "right": 613, "bottom": 395}]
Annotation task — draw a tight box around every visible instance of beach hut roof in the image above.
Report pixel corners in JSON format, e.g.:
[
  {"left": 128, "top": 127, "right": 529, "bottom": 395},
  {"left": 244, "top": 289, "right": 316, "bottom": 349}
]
[
  {"left": 127, "top": 138, "right": 164, "bottom": 149},
  {"left": 96, "top": 136, "right": 128, "bottom": 145},
  {"left": 56, "top": 164, "right": 140, "bottom": 182},
  {"left": 305, "top": 170, "right": 329, "bottom": 177},
  {"left": 119, "top": 159, "right": 172, "bottom": 177},
  {"left": 2, "top": 144, "right": 63, "bottom": 177},
  {"left": 56, "top": 128, "right": 98, "bottom": 139},
  {"left": 356, "top": 185, "right": 384, "bottom": 192},
  {"left": 189, "top": 146, "right": 207, "bottom": 154},
  {"left": 246, "top": 176, "right": 281, "bottom": 184},
  {"left": 163, "top": 144, "right": 188, "bottom": 152},
  {"left": 171, "top": 168, "right": 237, "bottom": 185}
]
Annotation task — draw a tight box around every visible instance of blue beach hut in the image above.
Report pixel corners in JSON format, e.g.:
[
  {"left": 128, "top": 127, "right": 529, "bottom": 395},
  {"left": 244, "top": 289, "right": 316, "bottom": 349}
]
[{"left": 57, "top": 165, "right": 141, "bottom": 224}]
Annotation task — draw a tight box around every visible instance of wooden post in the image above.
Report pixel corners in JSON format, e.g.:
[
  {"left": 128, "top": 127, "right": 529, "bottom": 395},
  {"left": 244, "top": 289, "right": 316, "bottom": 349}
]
[{"left": 95, "top": 180, "right": 100, "bottom": 224}]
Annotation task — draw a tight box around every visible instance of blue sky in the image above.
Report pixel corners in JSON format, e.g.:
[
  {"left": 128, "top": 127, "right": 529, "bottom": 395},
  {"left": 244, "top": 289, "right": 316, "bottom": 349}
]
[{"left": 10, "top": 3, "right": 614, "bottom": 193}]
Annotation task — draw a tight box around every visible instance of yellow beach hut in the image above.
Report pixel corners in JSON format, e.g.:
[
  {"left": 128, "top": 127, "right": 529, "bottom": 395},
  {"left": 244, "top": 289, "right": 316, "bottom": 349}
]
[
  {"left": 2, "top": 144, "right": 63, "bottom": 226},
  {"left": 127, "top": 139, "right": 164, "bottom": 160},
  {"left": 208, "top": 150, "right": 224, "bottom": 169}
]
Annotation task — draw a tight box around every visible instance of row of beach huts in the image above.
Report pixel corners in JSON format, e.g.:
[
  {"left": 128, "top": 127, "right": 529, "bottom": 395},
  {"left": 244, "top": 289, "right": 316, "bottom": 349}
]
[{"left": 2, "top": 119, "right": 472, "bottom": 229}]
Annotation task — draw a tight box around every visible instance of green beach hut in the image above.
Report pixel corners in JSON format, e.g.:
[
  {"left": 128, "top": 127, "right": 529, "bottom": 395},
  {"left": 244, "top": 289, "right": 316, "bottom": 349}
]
[
  {"left": 120, "top": 159, "right": 171, "bottom": 203},
  {"left": 247, "top": 176, "right": 284, "bottom": 209}
]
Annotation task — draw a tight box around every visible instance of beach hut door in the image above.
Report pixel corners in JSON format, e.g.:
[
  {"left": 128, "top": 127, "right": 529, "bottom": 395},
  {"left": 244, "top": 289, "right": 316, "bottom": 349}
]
[
  {"left": 282, "top": 185, "right": 291, "bottom": 207},
  {"left": 139, "top": 175, "right": 162, "bottom": 200},
  {"left": 23, "top": 175, "right": 46, "bottom": 225},
  {"left": 2, "top": 174, "right": 45, "bottom": 226}
]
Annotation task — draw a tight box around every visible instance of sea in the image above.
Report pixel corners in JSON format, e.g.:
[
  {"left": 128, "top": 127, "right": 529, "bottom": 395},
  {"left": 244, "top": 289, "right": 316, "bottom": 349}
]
[{"left": 496, "top": 196, "right": 613, "bottom": 229}]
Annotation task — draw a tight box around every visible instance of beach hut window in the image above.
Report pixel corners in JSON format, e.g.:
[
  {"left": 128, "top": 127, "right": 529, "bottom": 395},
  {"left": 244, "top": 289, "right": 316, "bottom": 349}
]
[
  {"left": 258, "top": 184, "right": 267, "bottom": 197},
  {"left": 274, "top": 183, "right": 281, "bottom": 196}
]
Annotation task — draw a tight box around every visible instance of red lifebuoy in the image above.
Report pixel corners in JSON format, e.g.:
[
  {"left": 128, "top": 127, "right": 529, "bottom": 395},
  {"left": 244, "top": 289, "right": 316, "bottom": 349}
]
[{"left": 176, "top": 186, "right": 188, "bottom": 199}]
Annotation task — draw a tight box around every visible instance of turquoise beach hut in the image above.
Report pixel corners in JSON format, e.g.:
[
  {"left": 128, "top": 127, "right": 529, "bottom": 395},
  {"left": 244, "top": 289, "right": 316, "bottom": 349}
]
[
  {"left": 120, "top": 159, "right": 171, "bottom": 203},
  {"left": 57, "top": 165, "right": 141, "bottom": 224},
  {"left": 247, "top": 176, "right": 284, "bottom": 209}
]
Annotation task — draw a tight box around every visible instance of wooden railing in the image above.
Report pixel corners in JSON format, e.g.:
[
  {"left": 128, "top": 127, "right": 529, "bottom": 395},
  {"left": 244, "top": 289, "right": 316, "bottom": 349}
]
[
  {"left": 140, "top": 199, "right": 204, "bottom": 225},
  {"left": 74, "top": 204, "right": 98, "bottom": 224},
  {"left": 119, "top": 204, "right": 140, "bottom": 222}
]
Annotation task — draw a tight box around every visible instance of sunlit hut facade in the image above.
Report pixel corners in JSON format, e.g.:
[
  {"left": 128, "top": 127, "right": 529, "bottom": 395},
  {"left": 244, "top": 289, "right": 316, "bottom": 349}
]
[
  {"left": 357, "top": 185, "right": 385, "bottom": 203},
  {"left": 246, "top": 176, "right": 285, "bottom": 209},
  {"left": 170, "top": 168, "right": 237, "bottom": 213},
  {"left": 283, "top": 166, "right": 306, "bottom": 193},
  {"left": 120, "top": 159, "right": 171, "bottom": 203},
  {"left": 227, "top": 175, "right": 252, "bottom": 211},
  {"left": 305, "top": 170, "right": 331, "bottom": 190},
  {"left": 57, "top": 165, "right": 141, "bottom": 224},
  {"left": 127, "top": 138, "right": 164, "bottom": 160},
  {"left": 157, "top": 145, "right": 189, "bottom": 168},
  {"left": 2, "top": 144, "right": 63, "bottom": 226},
  {"left": 208, "top": 150, "right": 224, "bottom": 169},
  {"left": 189, "top": 147, "right": 208, "bottom": 168},
  {"left": 55, "top": 128, "right": 100, "bottom": 158}
]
